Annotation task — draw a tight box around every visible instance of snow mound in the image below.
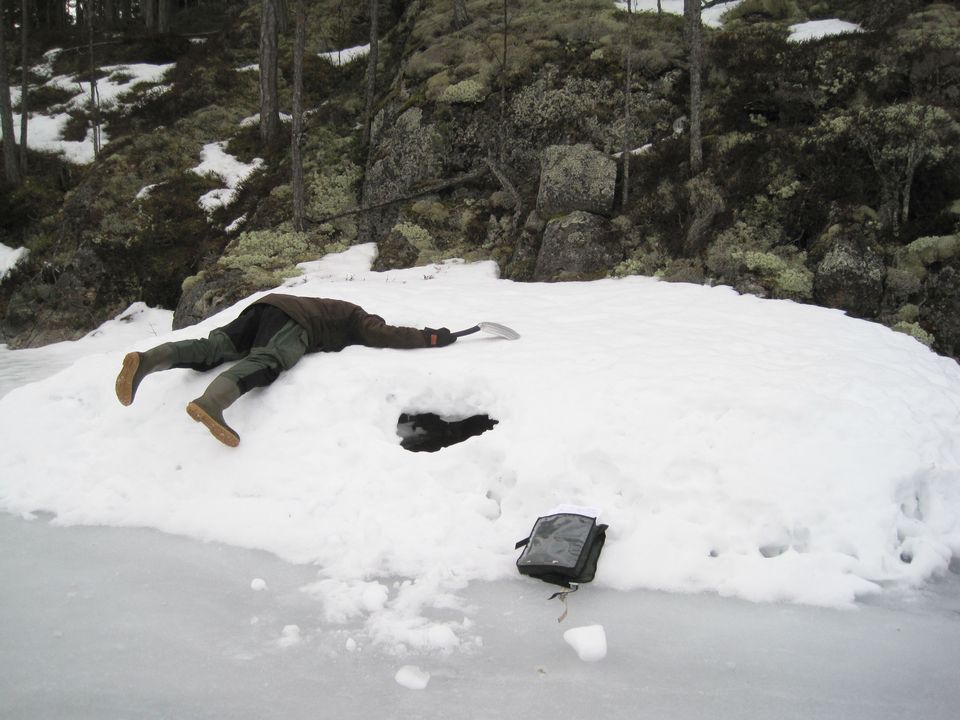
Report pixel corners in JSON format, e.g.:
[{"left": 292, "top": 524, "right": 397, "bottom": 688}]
[{"left": 2, "top": 245, "right": 960, "bottom": 647}]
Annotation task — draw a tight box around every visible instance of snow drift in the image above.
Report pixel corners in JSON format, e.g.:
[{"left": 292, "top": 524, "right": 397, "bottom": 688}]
[{"left": 2, "top": 245, "right": 959, "bottom": 651}]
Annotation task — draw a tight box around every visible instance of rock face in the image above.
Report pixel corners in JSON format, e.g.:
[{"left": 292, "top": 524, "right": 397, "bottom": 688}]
[
  {"left": 360, "top": 107, "right": 445, "bottom": 245},
  {"left": 921, "top": 263, "right": 960, "bottom": 357},
  {"left": 813, "top": 228, "right": 886, "bottom": 318},
  {"left": 173, "top": 270, "right": 249, "bottom": 330},
  {"left": 536, "top": 144, "right": 617, "bottom": 218},
  {"left": 533, "top": 211, "right": 622, "bottom": 281}
]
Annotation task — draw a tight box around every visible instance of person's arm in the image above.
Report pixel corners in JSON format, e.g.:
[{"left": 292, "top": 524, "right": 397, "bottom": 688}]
[{"left": 353, "top": 311, "right": 456, "bottom": 349}]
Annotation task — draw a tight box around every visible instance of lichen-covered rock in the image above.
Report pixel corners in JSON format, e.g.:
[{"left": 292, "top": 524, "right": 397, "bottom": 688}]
[
  {"left": 172, "top": 269, "right": 250, "bottom": 330},
  {"left": 536, "top": 144, "right": 617, "bottom": 218},
  {"left": 533, "top": 211, "right": 623, "bottom": 281},
  {"left": 813, "top": 227, "right": 885, "bottom": 318},
  {"left": 920, "top": 264, "right": 960, "bottom": 357},
  {"left": 361, "top": 107, "right": 445, "bottom": 245}
]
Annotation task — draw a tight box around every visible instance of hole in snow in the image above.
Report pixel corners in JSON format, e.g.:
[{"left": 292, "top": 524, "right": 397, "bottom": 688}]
[{"left": 397, "top": 412, "right": 498, "bottom": 452}]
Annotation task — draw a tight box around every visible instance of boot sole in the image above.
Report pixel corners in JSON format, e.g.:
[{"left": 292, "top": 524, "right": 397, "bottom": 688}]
[
  {"left": 186, "top": 401, "right": 241, "bottom": 448},
  {"left": 115, "top": 352, "right": 140, "bottom": 406}
]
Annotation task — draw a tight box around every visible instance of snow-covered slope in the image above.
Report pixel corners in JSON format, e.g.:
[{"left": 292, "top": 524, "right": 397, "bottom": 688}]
[{"left": 2, "top": 245, "right": 959, "bottom": 651}]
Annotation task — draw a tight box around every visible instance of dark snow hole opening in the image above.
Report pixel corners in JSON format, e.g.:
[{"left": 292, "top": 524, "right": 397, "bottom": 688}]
[{"left": 397, "top": 412, "right": 498, "bottom": 452}]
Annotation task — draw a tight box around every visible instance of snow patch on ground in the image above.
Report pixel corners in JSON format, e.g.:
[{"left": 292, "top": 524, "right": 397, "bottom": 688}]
[
  {"left": 0, "top": 243, "right": 28, "bottom": 282},
  {"left": 318, "top": 44, "right": 371, "bottom": 66},
  {"left": 11, "top": 57, "right": 174, "bottom": 163},
  {"left": 190, "top": 142, "right": 265, "bottom": 214},
  {"left": 615, "top": 0, "right": 745, "bottom": 28},
  {"left": 789, "top": 19, "right": 862, "bottom": 42}
]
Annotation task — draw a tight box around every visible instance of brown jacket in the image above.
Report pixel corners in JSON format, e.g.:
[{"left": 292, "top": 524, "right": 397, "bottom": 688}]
[{"left": 256, "top": 294, "right": 429, "bottom": 352}]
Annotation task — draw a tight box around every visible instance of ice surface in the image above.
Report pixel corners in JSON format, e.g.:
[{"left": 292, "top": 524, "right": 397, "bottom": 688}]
[
  {"left": 2, "top": 513, "right": 959, "bottom": 720},
  {"left": 563, "top": 624, "right": 608, "bottom": 662}
]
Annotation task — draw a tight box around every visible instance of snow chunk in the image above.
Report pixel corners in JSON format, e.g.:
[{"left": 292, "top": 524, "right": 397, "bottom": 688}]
[
  {"left": 563, "top": 625, "right": 607, "bottom": 662},
  {"left": 250, "top": 578, "right": 268, "bottom": 591},
  {"left": 394, "top": 665, "right": 430, "bottom": 690},
  {"left": 789, "top": 19, "right": 862, "bottom": 43},
  {"left": 277, "top": 625, "right": 301, "bottom": 648}
]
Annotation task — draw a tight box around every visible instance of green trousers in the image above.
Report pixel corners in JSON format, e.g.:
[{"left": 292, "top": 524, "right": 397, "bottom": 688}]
[{"left": 169, "top": 304, "right": 309, "bottom": 395}]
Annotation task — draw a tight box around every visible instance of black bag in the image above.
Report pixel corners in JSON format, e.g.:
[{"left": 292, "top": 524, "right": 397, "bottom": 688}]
[{"left": 515, "top": 513, "right": 608, "bottom": 588}]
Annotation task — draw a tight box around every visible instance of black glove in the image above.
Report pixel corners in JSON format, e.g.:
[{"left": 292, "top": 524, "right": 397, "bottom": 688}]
[{"left": 423, "top": 327, "right": 456, "bottom": 347}]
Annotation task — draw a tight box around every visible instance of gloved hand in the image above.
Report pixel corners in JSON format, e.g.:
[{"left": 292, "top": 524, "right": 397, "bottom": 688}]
[{"left": 423, "top": 327, "right": 456, "bottom": 347}]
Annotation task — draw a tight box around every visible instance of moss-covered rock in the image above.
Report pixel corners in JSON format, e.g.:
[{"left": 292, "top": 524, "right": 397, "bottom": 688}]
[
  {"left": 813, "top": 225, "right": 886, "bottom": 318},
  {"left": 534, "top": 211, "right": 623, "bottom": 281},
  {"left": 536, "top": 144, "right": 617, "bottom": 218}
]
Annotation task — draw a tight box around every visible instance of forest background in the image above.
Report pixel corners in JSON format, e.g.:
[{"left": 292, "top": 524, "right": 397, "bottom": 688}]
[{"left": 0, "top": 0, "right": 958, "bottom": 360}]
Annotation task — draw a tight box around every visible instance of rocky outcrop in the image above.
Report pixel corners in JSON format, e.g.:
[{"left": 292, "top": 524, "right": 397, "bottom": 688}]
[
  {"left": 360, "top": 107, "right": 445, "bottom": 245},
  {"left": 813, "top": 226, "right": 886, "bottom": 319},
  {"left": 173, "top": 269, "right": 250, "bottom": 330},
  {"left": 920, "top": 261, "right": 960, "bottom": 357},
  {"left": 536, "top": 144, "right": 617, "bottom": 218},
  {"left": 533, "top": 211, "right": 623, "bottom": 281}
]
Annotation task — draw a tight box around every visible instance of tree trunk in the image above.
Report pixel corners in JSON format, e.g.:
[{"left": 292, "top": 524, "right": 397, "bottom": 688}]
[
  {"left": 498, "top": 0, "right": 507, "bottom": 162},
  {"left": 452, "top": 0, "right": 469, "bottom": 29},
  {"left": 143, "top": 0, "right": 157, "bottom": 33},
  {"left": 158, "top": 0, "right": 174, "bottom": 34},
  {"left": 0, "top": 0, "right": 22, "bottom": 184},
  {"left": 684, "top": 0, "right": 704, "bottom": 176},
  {"left": 362, "top": 0, "right": 378, "bottom": 147},
  {"left": 291, "top": 0, "right": 305, "bottom": 231},
  {"left": 19, "top": 0, "right": 27, "bottom": 172},
  {"left": 88, "top": 2, "right": 101, "bottom": 160},
  {"left": 622, "top": 0, "right": 633, "bottom": 206},
  {"left": 259, "top": 0, "right": 280, "bottom": 146}
]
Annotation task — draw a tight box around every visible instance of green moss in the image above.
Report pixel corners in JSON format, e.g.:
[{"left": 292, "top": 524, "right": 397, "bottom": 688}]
[
  {"left": 893, "top": 321, "right": 935, "bottom": 347},
  {"left": 773, "top": 267, "right": 813, "bottom": 300},
  {"left": 899, "top": 234, "right": 960, "bottom": 269},
  {"left": 217, "top": 228, "right": 318, "bottom": 287},
  {"left": 411, "top": 200, "right": 450, "bottom": 223},
  {"left": 437, "top": 78, "right": 487, "bottom": 104},
  {"left": 393, "top": 222, "right": 435, "bottom": 253}
]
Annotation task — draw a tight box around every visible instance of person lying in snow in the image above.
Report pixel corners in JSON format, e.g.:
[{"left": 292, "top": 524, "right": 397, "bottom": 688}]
[{"left": 115, "top": 294, "right": 456, "bottom": 447}]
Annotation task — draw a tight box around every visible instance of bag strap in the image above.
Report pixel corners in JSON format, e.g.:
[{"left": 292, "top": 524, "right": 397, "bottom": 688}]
[{"left": 547, "top": 583, "right": 579, "bottom": 623}]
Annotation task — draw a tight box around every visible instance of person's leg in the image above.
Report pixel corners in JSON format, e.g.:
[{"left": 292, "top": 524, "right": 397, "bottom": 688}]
[
  {"left": 186, "top": 307, "right": 308, "bottom": 447},
  {"left": 115, "top": 306, "right": 263, "bottom": 406}
]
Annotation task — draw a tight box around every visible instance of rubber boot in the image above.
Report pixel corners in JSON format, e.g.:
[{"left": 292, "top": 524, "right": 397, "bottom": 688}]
[
  {"left": 115, "top": 344, "right": 177, "bottom": 406},
  {"left": 185, "top": 376, "right": 242, "bottom": 447}
]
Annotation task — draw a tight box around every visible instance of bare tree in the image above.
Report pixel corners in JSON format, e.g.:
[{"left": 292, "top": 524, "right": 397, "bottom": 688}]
[
  {"left": 684, "top": 1, "right": 728, "bottom": 176},
  {"left": 142, "top": 0, "right": 157, "bottom": 33},
  {"left": 683, "top": 0, "right": 703, "bottom": 175},
  {"left": 622, "top": 0, "right": 633, "bottom": 205},
  {"left": 291, "top": 0, "right": 306, "bottom": 230},
  {"left": 452, "top": 0, "right": 469, "bottom": 29},
  {"left": 0, "top": 0, "right": 22, "bottom": 183},
  {"left": 259, "top": 0, "right": 281, "bottom": 146},
  {"left": 87, "top": 0, "right": 102, "bottom": 159},
  {"left": 19, "top": 0, "right": 27, "bottom": 172},
  {"left": 362, "top": 0, "right": 378, "bottom": 147}
]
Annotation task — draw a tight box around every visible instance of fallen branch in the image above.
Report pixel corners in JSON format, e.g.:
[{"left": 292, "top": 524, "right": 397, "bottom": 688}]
[{"left": 304, "top": 167, "right": 489, "bottom": 226}]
